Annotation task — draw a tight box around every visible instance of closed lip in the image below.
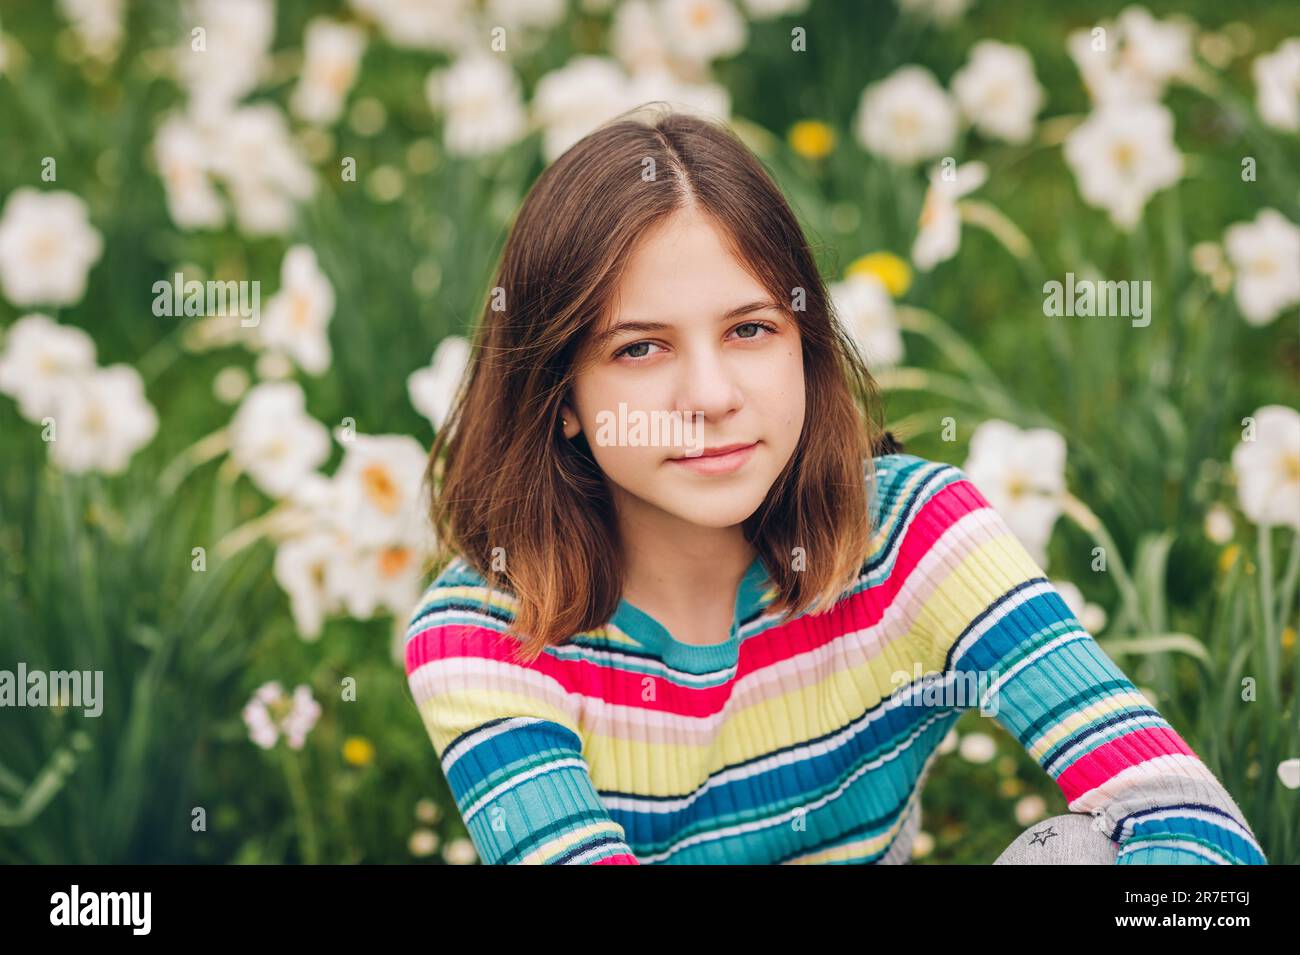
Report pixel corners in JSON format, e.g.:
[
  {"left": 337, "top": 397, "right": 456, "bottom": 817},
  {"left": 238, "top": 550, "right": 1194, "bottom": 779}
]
[{"left": 671, "top": 441, "right": 757, "bottom": 460}]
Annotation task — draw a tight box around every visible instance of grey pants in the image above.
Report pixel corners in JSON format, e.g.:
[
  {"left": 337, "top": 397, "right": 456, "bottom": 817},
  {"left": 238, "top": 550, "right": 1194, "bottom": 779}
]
[{"left": 994, "top": 811, "right": 1119, "bottom": 864}]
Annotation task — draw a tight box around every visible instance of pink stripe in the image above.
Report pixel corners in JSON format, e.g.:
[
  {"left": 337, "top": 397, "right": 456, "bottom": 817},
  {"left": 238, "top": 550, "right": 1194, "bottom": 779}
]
[
  {"left": 593, "top": 853, "right": 640, "bottom": 865},
  {"left": 1057, "top": 726, "right": 1196, "bottom": 802}
]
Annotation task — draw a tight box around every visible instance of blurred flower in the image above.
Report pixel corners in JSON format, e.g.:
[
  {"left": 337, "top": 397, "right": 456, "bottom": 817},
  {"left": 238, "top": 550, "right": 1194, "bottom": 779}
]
[
  {"left": 854, "top": 65, "right": 958, "bottom": 167},
  {"left": 348, "top": 0, "right": 474, "bottom": 53},
  {"left": 414, "top": 797, "right": 441, "bottom": 824},
  {"left": 274, "top": 528, "right": 345, "bottom": 640},
  {"left": 229, "top": 382, "right": 331, "bottom": 498},
  {"left": 408, "top": 335, "right": 472, "bottom": 432},
  {"left": 910, "top": 829, "right": 934, "bottom": 859},
  {"left": 177, "top": 0, "right": 275, "bottom": 118},
  {"left": 532, "top": 56, "right": 633, "bottom": 163},
  {"left": 342, "top": 736, "right": 375, "bottom": 766},
  {"left": 741, "top": 0, "right": 808, "bottom": 17},
  {"left": 409, "top": 828, "right": 440, "bottom": 857},
  {"left": 1190, "top": 240, "right": 1234, "bottom": 295},
  {"left": 242, "top": 681, "right": 321, "bottom": 750},
  {"left": 847, "top": 251, "right": 911, "bottom": 298},
  {"left": 963, "top": 420, "right": 1067, "bottom": 567},
  {"left": 0, "top": 313, "right": 97, "bottom": 422},
  {"left": 331, "top": 432, "right": 431, "bottom": 550},
  {"left": 951, "top": 41, "right": 1044, "bottom": 144},
  {"left": 47, "top": 365, "right": 159, "bottom": 475},
  {"left": 1278, "top": 759, "right": 1300, "bottom": 790},
  {"left": 660, "top": 0, "right": 747, "bottom": 65},
  {"left": 212, "top": 366, "right": 251, "bottom": 405},
  {"left": 912, "top": 159, "right": 987, "bottom": 271},
  {"left": 1014, "top": 794, "right": 1047, "bottom": 826},
  {"left": 829, "top": 274, "right": 903, "bottom": 368},
  {"left": 152, "top": 114, "right": 226, "bottom": 229},
  {"left": 1283, "top": 627, "right": 1296, "bottom": 651},
  {"left": 1204, "top": 503, "right": 1235, "bottom": 545},
  {"left": 1252, "top": 38, "right": 1300, "bottom": 132},
  {"left": 426, "top": 55, "right": 528, "bottom": 157},
  {"left": 788, "top": 120, "right": 835, "bottom": 160},
  {"left": 1218, "top": 543, "right": 1240, "bottom": 575},
  {"left": 958, "top": 732, "right": 996, "bottom": 763},
  {"left": 291, "top": 19, "right": 367, "bottom": 126},
  {"left": 0, "top": 188, "right": 103, "bottom": 307},
  {"left": 1062, "top": 100, "right": 1182, "bottom": 232},
  {"left": 1067, "top": 7, "right": 1195, "bottom": 106},
  {"left": 896, "top": 0, "right": 971, "bottom": 27},
  {"left": 611, "top": 0, "right": 672, "bottom": 73},
  {"left": 1223, "top": 209, "right": 1300, "bottom": 326},
  {"left": 488, "top": 0, "right": 568, "bottom": 33},
  {"left": 1231, "top": 405, "right": 1300, "bottom": 530},
  {"left": 626, "top": 66, "right": 731, "bottom": 125},
  {"left": 442, "top": 836, "right": 478, "bottom": 864},
  {"left": 326, "top": 543, "right": 425, "bottom": 622},
  {"left": 206, "top": 104, "right": 316, "bottom": 236},
  {"left": 57, "top": 0, "right": 124, "bottom": 62},
  {"left": 256, "top": 350, "right": 295, "bottom": 381},
  {"left": 260, "top": 246, "right": 335, "bottom": 376},
  {"left": 1052, "top": 580, "right": 1108, "bottom": 634}
]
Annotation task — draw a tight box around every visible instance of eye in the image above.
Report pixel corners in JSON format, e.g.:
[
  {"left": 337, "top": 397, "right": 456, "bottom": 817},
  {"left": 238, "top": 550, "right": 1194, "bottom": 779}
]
[
  {"left": 731, "top": 320, "right": 780, "bottom": 340},
  {"left": 612, "top": 339, "right": 664, "bottom": 361}
]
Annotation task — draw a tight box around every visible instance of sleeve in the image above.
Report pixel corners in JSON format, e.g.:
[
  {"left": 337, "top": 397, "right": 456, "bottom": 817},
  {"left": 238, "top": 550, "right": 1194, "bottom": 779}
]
[
  {"left": 404, "top": 580, "right": 640, "bottom": 865},
  {"left": 896, "top": 459, "right": 1268, "bottom": 865}
]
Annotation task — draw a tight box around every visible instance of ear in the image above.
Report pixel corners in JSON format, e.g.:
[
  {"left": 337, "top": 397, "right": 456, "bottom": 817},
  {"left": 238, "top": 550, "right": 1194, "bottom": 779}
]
[{"left": 558, "top": 401, "right": 581, "bottom": 440}]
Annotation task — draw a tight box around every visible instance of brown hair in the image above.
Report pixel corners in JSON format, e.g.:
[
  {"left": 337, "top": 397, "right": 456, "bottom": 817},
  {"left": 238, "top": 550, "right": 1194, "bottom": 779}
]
[{"left": 423, "top": 104, "right": 894, "bottom": 664}]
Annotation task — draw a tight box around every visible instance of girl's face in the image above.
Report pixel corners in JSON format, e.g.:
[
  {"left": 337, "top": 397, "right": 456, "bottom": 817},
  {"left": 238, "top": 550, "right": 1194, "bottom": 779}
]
[{"left": 561, "top": 205, "right": 806, "bottom": 532}]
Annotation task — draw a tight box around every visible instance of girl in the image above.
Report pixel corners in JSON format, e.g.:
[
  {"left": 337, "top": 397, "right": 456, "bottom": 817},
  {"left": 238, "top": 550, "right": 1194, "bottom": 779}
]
[{"left": 403, "top": 107, "right": 1267, "bottom": 866}]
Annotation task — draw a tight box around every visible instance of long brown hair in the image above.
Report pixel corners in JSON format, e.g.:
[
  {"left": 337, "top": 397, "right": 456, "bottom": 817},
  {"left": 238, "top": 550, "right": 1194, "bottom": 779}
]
[{"left": 423, "top": 104, "right": 893, "bottom": 664}]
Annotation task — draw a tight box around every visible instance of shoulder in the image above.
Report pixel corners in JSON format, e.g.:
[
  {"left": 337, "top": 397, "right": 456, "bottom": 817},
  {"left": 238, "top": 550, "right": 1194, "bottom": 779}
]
[
  {"left": 866, "top": 451, "right": 977, "bottom": 529},
  {"left": 403, "top": 554, "right": 520, "bottom": 651}
]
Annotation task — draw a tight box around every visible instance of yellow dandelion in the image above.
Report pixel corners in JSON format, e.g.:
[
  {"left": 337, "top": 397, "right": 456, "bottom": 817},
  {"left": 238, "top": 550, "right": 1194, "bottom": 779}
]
[
  {"left": 1282, "top": 626, "right": 1296, "bottom": 651},
  {"left": 788, "top": 120, "right": 835, "bottom": 160},
  {"left": 1218, "top": 544, "right": 1240, "bottom": 574},
  {"left": 847, "top": 251, "right": 912, "bottom": 298},
  {"left": 342, "top": 736, "right": 375, "bottom": 767}
]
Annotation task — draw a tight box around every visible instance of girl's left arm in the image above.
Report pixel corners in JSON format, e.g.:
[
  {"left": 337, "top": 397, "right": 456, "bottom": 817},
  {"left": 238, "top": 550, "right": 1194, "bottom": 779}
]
[{"left": 894, "top": 459, "right": 1268, "bottom": 865}]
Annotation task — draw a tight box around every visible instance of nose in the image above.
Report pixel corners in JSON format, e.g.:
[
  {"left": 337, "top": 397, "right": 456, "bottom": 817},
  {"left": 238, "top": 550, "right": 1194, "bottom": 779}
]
[{"left": 670, "top": 339, "right": 744, "bottom": 424}]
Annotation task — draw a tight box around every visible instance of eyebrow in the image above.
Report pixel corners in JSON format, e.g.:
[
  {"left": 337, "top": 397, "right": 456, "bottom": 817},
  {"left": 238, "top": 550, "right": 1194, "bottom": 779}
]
[{"left": 586, "top": 300, "right": 786, "bottom": 354}]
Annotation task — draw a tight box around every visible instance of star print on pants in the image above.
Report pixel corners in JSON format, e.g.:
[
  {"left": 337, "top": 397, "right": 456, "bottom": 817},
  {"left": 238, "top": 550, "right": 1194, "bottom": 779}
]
[{"left": 1029, "top": 825, "right": 1059, "bottom": 848}]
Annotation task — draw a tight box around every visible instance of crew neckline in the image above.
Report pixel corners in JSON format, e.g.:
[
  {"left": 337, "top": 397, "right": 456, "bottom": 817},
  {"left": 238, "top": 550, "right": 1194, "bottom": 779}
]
[{"left": 610, "top": 554, "right": 773, "bottom": 670}]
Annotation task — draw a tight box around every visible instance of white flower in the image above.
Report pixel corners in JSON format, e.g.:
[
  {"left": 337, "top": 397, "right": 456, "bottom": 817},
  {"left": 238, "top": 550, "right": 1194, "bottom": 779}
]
[
  {"left": 242, "top": 682, "right": 321, "bottom": 750},
  {"left": 47, "top": 364, "right": 159, "bottom": 475},
  {"left": 347, "top": 0, "right": 475, "bottom": 52},
  {"left": 1203, "top": 502, "right": 1235, "bottom": 545},
  {"left": 325, "top": 542, "right": 425, "bottom": 622},
  {"left": 532, "top": 56, "right": 634, "bottom": 163},
  {"left": 828, "top": 274, "right": 903, "bottom": 368},
  {"left": 962, "top": 420, "right": 1067, "bottom": 568},
  {"left": 1231, "top": 405, "right": 1300, "bottom": 530},
  {"left": 896, "top": 0, "right": 972, "bottom": 26},
  {"left": 426, "top": 55, "right": 528, "bottom": 158},
  {"left": 854, "top": 65, "right": 958, "bottom": 167},
  {"left": 291, "top": 19, "right": 367, "bottom": 126},
  {"left": 442, "top": 836, "right": 478, "bottom": 863},
  {"left": 951, "top": 41, "right": 1044, "bottom": 144},
  {"left": 1062, "top": 100, "right": 1182, "bottom": 232},
  {"left": 228, "top": 382, "right": 332, "bottom": 499},
  {"left": 1014, "top": 794, "right": 1047, "bottom": 826},
  {"left": 177, "top": 0, "right": 275, "bottom": 118},
  {"left": 206, "top": 104, "right": 316, "bottom": 236},
  {"left": 912, "top": 159, "right": 987, "bottom": 271},
  {"left": 409, "top": 828, "right": 440, "bottom": 857},
  {"left": 1067, "top": 7, "right": 1195, "bottom": 106},
  {"left": 0, "top": 188, "right": 104, "bottom": 307},
  {"left": 1279, "top": 758, "right": 1300, "bottom": 790},
  {"left": 1223, "top": 209, "right": 1300, "bottom": 326},
  {"left": 740, "top": 0, "right": 809, "bottom": 17},
  {"left": 659, "top": 0, "right": 747, "bottom": 65},
  {"left": 57, "top": 0, "right": 125, "bottom": 61},
  {"left": 408, "top": 335, "right": 472, "bottom": 431},
  {"left": 260, "top": 246, "right": 335, "bottom": 376},
  {"left": 626, "top": 66, "right": 731, "bottom": 123},
  {"left": 1052, "top": 580, "right": 1108, "bottom": 635},
  {"left": 274, "top": 530, "right": 346, "bottom": 640},
  {"left": 611, "top": 0, "right": 673, "bottom": 74},
  {"left": 487, "top": 0, "right": 567, "bottom": 32},
  {"left": 152, "top": 114, "right": 226, "bottom": 229},
  {"left": 331, "top": 432, "right": 431, "bottom": 550},
  {"left": 0, "top": 313, "right": 97, "bottom": 422},
  {"left": 958, "top": 732, "right": 996, "bottom": 763},
  {"left": 1252, "top": 38, "right": 1300, "bottom": 132}
]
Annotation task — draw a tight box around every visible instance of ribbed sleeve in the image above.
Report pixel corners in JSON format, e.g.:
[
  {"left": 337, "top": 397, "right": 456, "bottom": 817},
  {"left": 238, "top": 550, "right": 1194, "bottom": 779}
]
[
  {"left": 404, "top": 569, "right": 640, "bottom": 865},
  {"left": 895, "top": 460, "right": 1268, "bottom": 865}
]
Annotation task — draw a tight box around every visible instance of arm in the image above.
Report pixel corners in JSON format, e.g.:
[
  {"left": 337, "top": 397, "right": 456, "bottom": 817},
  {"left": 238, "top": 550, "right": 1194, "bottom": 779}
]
[
  {"left": 895, "top": 459, "right": 1267, "bottom": 864},
  {"left": 404, "top": 579, "right": 640, "bottom": 865}
]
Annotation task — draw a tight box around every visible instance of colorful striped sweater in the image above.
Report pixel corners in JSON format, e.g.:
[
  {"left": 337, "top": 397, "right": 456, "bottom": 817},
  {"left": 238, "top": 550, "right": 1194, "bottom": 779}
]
[{"left": 403, "top": 453, "right": 1268, "bottom": 865}]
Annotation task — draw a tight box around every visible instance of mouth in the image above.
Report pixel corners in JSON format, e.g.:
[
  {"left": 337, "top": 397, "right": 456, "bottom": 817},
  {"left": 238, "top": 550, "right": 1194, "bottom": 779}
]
[{"left": 667, "top": 441, "right": 759, "bottom": 476}]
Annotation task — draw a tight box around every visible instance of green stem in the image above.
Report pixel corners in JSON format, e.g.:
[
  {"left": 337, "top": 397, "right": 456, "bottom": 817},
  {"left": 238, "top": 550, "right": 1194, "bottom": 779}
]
[{"left": 281, "top": 747, "right": 319, "bottom": 864}]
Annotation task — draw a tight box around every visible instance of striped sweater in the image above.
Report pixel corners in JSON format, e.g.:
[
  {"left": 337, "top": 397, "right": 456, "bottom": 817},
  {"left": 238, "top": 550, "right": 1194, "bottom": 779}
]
[{"left": 403, "top": 453, "right": 1268, "bottom": 865}]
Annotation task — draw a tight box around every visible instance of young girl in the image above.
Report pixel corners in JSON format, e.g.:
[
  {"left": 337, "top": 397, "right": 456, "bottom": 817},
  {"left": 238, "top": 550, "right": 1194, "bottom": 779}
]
[{"left": 403, "top": 107, "right": 1267, "bottom": 866}]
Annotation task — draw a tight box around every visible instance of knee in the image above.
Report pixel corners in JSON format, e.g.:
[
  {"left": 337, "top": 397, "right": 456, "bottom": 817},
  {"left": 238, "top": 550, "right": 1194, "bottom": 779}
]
[{"left": 993, "top": 812, "right": 1119, "bottom": 865}]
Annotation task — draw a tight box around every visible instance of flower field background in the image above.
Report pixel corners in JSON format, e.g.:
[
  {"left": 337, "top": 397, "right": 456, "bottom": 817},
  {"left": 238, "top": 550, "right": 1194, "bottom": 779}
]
[{"left": 0, "top": 0, "right": 1296, "bottom": 864}]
